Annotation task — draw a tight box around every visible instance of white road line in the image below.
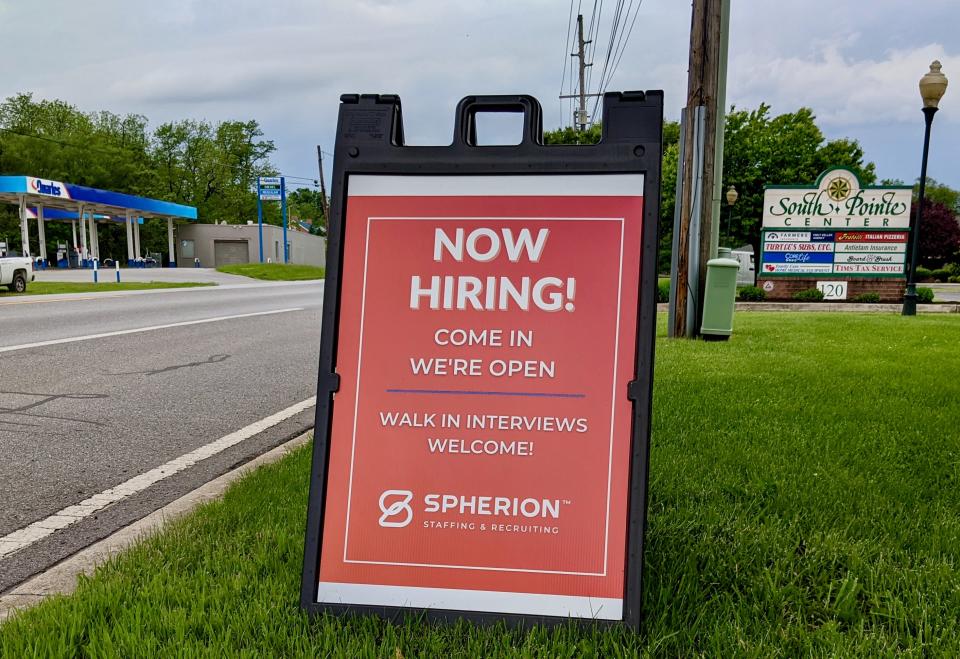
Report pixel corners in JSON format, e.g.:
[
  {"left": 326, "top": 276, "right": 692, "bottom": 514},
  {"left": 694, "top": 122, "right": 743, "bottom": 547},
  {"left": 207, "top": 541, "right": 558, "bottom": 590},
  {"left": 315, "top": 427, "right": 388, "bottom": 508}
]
[
  {"left": 0, "top": 308, "right": 304, "bottom": 354},
  {"left": 0, "top": 397, "right": 316, "bottom": 560}
]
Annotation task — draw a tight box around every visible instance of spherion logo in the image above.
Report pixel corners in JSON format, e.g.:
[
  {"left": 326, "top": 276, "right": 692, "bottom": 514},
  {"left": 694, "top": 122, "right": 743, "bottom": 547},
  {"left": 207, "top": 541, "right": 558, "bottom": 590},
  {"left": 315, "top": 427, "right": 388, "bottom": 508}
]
[{"left": 378, "top": 489, "right": 414, "bottom": 528}]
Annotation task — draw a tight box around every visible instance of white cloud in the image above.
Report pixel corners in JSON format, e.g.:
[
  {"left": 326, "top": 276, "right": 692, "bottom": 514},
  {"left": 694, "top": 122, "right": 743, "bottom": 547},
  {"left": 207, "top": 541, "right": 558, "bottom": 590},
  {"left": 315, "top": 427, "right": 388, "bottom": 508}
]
[
  {"left": 731, "top": 42, "right": 954, "bottom": 126},
  {"left": 0, "top": 0, "right": 957, "bottom": 187}
]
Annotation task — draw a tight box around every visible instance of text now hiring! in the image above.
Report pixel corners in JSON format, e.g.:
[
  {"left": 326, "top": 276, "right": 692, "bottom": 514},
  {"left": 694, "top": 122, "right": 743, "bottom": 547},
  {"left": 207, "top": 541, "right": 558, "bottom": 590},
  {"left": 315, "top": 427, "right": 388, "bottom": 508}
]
[{"left": 410, "top": 227, "right": 576, "bottom": 312}]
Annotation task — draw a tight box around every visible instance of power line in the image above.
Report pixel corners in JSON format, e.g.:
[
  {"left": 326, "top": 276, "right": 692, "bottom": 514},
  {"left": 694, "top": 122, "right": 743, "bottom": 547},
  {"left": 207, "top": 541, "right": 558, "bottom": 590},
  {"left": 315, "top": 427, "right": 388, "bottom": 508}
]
[
  {"left": 591, "top": 0, "right": 624, "bottom": 117},
  {"left": 560, "top": 0, "right": 575, "bottom": 97},
  {"left": 584, "top": 0, "right": 603, "bottom": 100},
  {"left": 595, "top": 0, "right": 628, "bottom": 109},
  {"left": 604, "top": 0, "right": 644, "bottom": 94},
  {"left": 590, "top": 0, "right": 644, "bottom": 124},
  {"left": 0, "top": 127, "right": 140, "bottom": 158}
]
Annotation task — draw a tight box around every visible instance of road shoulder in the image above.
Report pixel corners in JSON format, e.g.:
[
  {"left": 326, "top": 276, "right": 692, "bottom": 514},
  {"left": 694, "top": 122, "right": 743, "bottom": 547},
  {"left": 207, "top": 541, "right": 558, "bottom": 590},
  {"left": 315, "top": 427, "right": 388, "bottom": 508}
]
[{"left": 0, "top": 431, "right": 312, "bottom": 624}]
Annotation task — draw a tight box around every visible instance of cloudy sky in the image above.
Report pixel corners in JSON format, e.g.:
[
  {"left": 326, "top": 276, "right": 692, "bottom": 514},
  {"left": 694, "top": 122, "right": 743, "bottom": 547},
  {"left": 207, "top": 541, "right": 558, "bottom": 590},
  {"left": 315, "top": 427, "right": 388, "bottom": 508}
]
[{"left": 0, "top": 0, "right": 956, "bottom": 192}]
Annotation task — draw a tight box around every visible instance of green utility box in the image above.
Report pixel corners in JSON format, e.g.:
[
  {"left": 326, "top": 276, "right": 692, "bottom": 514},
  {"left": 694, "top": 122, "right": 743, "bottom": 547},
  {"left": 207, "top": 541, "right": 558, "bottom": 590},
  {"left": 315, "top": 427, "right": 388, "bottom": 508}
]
[{"left": 700, "top": 249, "right": 740, "bottom": 341}]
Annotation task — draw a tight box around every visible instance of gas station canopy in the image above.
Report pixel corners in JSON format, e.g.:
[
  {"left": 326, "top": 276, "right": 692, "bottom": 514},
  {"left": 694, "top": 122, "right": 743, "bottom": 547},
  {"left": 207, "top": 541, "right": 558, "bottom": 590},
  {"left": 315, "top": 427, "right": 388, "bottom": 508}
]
[
  {"left": 0, "top": 175, "right": 197, "bottom": 265},
  {"left": 0, "top": 175, "right": 196, "bottom": 219}
]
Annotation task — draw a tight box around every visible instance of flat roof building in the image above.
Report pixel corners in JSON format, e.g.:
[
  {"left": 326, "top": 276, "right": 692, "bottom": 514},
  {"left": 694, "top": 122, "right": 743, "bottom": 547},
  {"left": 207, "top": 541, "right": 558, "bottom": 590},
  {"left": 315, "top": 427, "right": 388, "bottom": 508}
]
[{"left": 175, "top": 223, "right": 326, "bottom": 268}]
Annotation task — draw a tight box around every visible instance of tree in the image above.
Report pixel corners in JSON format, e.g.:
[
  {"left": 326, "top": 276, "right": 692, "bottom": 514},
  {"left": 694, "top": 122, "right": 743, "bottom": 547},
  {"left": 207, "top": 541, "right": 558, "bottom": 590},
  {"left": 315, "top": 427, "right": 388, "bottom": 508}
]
[
  {"left": 0, "top": 93, "right": 155, "bottom": 256},
  {"left": 0, "top": 92, "right": 281, "bottom": 258},
  {"left": 719, "top": 105, "right": 875, "bottom": 255},
  {"left": 287, "top": 187, "right": 327, "bottom": 236},
  {"left": 543, "top": 122, "right": 602, "bottom": 145},
  {"left": 916, "top": 178, "right": 960, "bottom": 214},
  {"left": 916, "top": 199, "right": 960, "bottom": 267},
  {"left": 148, "top": 118, "right": 276, "bottom": 225},
  {"left": 543, "top": 120, "right": 681, "bottom": 272}
]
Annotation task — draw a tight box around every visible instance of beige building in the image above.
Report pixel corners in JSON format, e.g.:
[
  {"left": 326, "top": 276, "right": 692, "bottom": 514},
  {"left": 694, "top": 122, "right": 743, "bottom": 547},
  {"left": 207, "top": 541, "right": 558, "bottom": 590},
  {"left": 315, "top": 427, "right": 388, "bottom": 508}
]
[{"left": 175, "top": 223, "right": 326, "bottom": 268}]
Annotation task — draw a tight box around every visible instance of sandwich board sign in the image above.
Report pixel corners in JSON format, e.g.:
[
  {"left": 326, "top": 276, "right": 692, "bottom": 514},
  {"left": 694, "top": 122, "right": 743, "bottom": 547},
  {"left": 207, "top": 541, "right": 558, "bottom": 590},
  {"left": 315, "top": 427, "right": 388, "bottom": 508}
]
[{"left": 302, "top": 92, "right": 663, "bottom": 628}]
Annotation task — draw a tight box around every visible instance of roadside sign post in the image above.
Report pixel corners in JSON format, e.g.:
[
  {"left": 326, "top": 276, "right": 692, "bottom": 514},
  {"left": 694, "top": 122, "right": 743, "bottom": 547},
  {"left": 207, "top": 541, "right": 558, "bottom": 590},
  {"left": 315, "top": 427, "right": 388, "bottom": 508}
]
[
  {"left": 257, "top": 178, "right": 264, "bottom": 263},
  {"left": 257, "top": 176, "right": 284, "bottom": 264},
  {"left": 302, "top": 92, "right": 663, "bottom": 628},
  {"left": 281, "top": 177, "right": 289, "bottom": 264},
  {"left": 257, "top": 177, "right": 263, "bottom": 263}
]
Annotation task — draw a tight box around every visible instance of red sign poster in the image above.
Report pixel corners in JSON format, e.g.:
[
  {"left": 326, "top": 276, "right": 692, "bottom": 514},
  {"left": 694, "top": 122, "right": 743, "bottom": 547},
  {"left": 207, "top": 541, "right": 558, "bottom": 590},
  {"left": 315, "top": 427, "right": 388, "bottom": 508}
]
[
  {"left": 835, "top": 231, "right": 909, "bottom": 242},
  {"left": 315, "top": 174, "right": 645, "bottom": 619}
]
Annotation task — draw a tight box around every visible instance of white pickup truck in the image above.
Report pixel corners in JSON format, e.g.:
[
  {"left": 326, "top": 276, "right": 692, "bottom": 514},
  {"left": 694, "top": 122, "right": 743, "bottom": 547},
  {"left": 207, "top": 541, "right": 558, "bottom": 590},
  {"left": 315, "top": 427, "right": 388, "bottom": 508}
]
[{"left": 0, "top": 256, "right": 33, "bottom": 293}]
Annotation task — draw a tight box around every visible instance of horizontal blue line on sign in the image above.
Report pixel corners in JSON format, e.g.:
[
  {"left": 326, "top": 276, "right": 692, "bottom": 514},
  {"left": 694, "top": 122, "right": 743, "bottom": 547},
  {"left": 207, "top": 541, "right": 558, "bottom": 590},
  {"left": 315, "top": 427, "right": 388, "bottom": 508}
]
[{"left": 386, "top": 389, "right": 586, "bottom": 399}]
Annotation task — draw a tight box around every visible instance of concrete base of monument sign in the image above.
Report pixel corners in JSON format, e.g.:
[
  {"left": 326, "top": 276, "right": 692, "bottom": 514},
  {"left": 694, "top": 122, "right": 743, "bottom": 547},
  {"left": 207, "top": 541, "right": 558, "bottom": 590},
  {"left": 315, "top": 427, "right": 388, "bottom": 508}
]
[{"left": 758, "top": 278, "right": 906, "bottom": 302}]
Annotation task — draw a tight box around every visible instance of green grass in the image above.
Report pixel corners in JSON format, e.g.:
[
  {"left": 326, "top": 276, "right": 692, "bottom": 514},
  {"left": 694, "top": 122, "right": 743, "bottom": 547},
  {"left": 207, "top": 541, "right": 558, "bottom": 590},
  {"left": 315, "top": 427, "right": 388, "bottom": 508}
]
[
  {"left": 2, "top": 313, "right": 959, "bottom": 656},
  {"left": 0, "top": 281, "right": 214, "bottom": 296},
  {"left": 217, "top": 263, "right": 326, "bottom": 280}
]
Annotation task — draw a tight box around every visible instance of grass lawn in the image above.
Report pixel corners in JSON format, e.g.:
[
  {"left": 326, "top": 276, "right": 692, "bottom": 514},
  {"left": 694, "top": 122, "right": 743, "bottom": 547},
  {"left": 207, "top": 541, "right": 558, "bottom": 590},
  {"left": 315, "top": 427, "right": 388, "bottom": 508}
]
[
  {"left": 2, "top": 313, "right": 958, "bottom": 655},
  {"left": 217, "top": 263, "right": 325, "bottom": 281},
  {"left": 0, "top": 281, "right": 213, "bottom": 297}
]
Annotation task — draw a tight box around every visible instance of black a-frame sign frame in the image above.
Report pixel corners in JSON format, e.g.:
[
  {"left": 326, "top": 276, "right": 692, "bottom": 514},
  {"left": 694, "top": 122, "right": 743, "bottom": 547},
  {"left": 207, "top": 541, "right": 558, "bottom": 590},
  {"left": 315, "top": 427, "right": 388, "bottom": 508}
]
[{"left": 302, "top": 91, "right": 662, "bottom": 629}]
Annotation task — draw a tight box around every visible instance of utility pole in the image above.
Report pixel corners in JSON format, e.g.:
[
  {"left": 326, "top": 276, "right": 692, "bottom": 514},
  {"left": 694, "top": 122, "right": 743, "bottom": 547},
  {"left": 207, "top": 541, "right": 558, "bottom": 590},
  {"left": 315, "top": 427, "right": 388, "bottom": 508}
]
[
  {"left": 559, "top": 14, "right": 601, "bottom": 132},
  {"left": 316, "top": 146, "right": 329, "bottom": 223},
  {"left": 574, "top": 14, "right": 590, "bottom": 131},
  {"left": 671, "top": 0, "right": 727, "bottom": 338}
]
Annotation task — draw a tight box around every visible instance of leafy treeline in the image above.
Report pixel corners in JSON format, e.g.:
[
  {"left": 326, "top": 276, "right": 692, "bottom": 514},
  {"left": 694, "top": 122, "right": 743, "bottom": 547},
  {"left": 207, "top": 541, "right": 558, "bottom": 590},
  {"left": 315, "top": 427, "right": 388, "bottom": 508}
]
[
  {"left": 0, "top": 92, "right": 279, "bottom": 219},
  {"left": 0, "top": 93, "right": 326, "bottom": 258},
  {"left": 548, "top": 105, "right": 960, "bottom": 269},
  {"left": 676, "top": 104, "right": 875, "bottom": 253},
  {"left": 547, "top": 104, "right": 878, "bottom": 269}
]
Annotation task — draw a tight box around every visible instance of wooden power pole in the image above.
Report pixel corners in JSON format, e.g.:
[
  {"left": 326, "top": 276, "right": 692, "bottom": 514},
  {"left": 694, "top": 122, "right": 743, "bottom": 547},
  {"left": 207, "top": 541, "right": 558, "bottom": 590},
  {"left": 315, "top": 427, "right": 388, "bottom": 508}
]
[
  {"left": 559, "top": 14, "right": 601, "bottom": 133},
  {"left": 316, "top": 146, "right": 329, "bottom": 222},
  {"left": 574, "top": 14, "right": 590, "bottom": 131},
  {"left": 672, "top": 0, "right": 726, "bottom": 338}
]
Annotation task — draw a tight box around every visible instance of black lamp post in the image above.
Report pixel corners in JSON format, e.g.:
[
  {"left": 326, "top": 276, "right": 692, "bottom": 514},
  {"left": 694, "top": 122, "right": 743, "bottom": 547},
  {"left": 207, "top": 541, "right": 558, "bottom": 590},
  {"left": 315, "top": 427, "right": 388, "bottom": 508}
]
[
  {"left": 725, "top": 185, "right": 738, "bottom": 246},
  {"left": 903, "top": 61, "right": 948, "bottom": 316}
]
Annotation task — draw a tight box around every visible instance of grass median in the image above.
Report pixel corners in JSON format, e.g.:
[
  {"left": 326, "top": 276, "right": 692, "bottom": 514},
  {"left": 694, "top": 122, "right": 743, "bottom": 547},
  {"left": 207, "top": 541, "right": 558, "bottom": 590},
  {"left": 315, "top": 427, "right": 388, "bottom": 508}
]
[
  {"left": 217, "top": 263, "right": 325, "bottom": 281},
  {"left": 0, "top": 281, "right": 213, "bottom": 296},
  {"left": 2, "top": 313, "right": 959, "bottom": 655}
]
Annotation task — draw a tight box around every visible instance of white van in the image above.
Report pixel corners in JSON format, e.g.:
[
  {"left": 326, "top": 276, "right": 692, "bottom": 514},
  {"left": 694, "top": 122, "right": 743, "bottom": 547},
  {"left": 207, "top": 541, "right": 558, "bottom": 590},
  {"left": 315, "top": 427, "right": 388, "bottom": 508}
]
[{"left": 731, "top": 247, "right": 755, "bottom": 286}]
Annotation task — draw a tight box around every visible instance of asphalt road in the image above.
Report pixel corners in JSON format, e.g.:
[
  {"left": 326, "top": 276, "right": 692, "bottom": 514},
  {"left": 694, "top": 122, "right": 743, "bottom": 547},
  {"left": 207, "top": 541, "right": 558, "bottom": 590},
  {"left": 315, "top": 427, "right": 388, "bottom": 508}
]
[
  {"left": 931, "top": 283, "right": 960, "bottom": 302},
  {"left": 0, "top": 281, "right": 323, "bottom": 592}
]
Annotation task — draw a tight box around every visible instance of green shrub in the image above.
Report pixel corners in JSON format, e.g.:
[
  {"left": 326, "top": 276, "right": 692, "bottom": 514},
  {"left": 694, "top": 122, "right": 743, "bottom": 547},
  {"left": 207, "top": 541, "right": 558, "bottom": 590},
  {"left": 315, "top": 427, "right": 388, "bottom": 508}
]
[
  {"left": 945, "top": 262, "right": 960, "bottom": 276},
  {"left": 917, "top": 287, "right": 935, "bottom": 304},
  {"left": 657, "top": 279, "right": 670, "bottom": 303},
  {"left": 931, "top": 268, "right": 951, "bottom": 282},
  {"left": 738, "top": 286, "right": 766, "bottom": 301},
  {"left": 949, "top": 275, "right": 960, "bottom": 283},
  {"left": 915, "top": 266, "right": 934, "bottom": 281},
  {"left": 792, "top": 288, "right": 825, "bottom": 302},
  {"left": 852, "top": 292, "right": 881, "bottom": 303}
]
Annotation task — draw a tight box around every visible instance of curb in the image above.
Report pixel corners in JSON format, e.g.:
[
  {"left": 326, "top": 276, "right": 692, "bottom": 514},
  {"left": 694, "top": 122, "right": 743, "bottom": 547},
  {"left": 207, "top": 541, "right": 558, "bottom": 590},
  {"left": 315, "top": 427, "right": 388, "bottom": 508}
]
[
  {"left": 734, "top": 302, "right": 960, "bottom": 313},
  {"left": 0, "top": 430, "right": 313, "bottom": 624},
  {"left": 655, "top": 302, "right": 959, "bottom": 313}
]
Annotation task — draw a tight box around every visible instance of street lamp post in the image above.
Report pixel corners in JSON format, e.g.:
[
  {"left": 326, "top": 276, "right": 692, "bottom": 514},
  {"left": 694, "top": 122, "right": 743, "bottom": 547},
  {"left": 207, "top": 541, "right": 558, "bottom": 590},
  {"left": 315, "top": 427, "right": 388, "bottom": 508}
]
[
  {"left": 903, "top": 60, "right": 948, "bottom": 316},
  {"left": 725, "top": 185, "right": 738, "bottom": 246}
]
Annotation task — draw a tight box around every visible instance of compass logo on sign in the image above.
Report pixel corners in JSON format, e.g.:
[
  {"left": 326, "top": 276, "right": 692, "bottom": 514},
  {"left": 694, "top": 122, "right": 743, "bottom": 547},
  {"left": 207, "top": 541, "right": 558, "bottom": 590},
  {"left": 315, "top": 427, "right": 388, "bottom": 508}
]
[
  {"left": 378, "top": 490, "right": 414, "bottom": 527},
  {"left": 826, "top": 176, "right": 852, "bottom": 202}
]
